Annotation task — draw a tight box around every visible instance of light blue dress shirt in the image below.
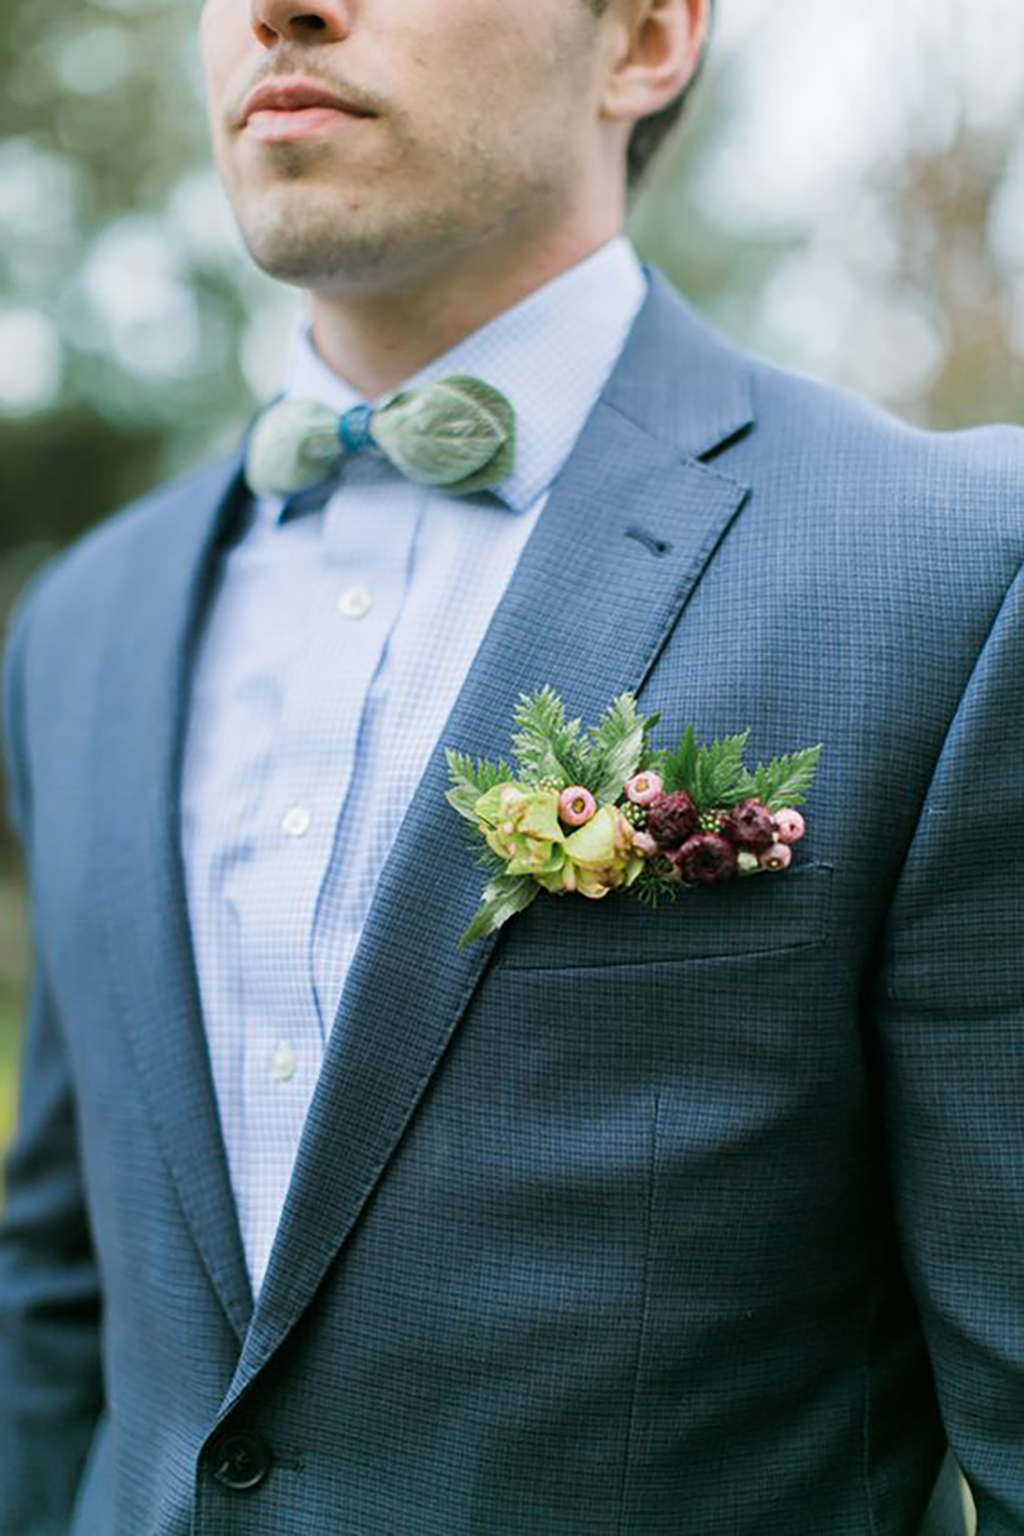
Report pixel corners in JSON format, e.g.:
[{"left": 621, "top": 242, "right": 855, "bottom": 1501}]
[{"left": 180, "top": 236, "right": 648, "bottom": 1294}]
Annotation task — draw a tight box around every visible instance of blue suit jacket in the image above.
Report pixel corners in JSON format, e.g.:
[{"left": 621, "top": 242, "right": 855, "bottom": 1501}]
[{"left": 2, "top": 267, "right": 1023, "bottom": 1535}]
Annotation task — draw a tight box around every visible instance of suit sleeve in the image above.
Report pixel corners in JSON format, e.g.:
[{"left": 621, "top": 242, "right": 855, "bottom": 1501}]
[
  {"left": 875, "top": 556, "right": 1024, "bottom": 1534},
  {"left": 0, "top": 583, "right": 104, "bottom": 1535}
]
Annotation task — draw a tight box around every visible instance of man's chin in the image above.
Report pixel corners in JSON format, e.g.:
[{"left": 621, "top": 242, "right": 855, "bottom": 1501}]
[{"left": 239, "top": 220, "right": 395, "bottom": 291}]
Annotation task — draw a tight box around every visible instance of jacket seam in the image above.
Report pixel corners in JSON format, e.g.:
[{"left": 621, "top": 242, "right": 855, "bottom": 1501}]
[
  {"left": 861, "top": 1354, "right": 881, "bottom": 1536},
  {"left": 617, "top": 1091, "right": 659, "bottom": 1534},
  {"left": 860, "top": 1197, "right": 883, "bottom": 1536}
]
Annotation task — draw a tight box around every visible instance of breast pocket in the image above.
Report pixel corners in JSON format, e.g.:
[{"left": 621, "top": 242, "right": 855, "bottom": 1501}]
[{"left": 493, "top": 862, "right": 834, "bottom": 973}]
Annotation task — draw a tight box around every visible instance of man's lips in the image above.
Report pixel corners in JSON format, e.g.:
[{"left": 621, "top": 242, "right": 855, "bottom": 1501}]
[{"left": 238, "top": 79, "right": 378, "bottom": 142}]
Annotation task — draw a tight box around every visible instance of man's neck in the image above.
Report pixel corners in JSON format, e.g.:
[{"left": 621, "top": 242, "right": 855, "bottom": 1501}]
[{"left": 306, "top": 225, "right": 622, "bottom": 400}]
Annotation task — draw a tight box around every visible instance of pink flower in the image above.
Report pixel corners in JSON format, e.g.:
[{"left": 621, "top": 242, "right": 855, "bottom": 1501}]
[
  {"left": 631, "top": 830, "right": 659, "bottom": 857},
  {"left": 773, "top": 808, "right": 806, "bottom": 845},
  {"left": 759, "top": 841, "right": 792, "bottom": 872},
  {"left": 624, "top": 771, "right": 664, "bottom": 807},
  {"left": 558, "top": 785, "right": 597, "bottom": 827}
]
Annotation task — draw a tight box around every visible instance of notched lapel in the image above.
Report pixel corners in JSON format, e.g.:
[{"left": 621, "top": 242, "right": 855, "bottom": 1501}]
[
  {"left": 228, "top": 271, "right": 756, "bottom": 1407},
  {"left": 95, "top": 457, "right": 255, "bottom": 1341}
]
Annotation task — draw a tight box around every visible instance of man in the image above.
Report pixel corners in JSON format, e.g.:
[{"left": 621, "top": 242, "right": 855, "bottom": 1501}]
[{"left": 1, "top": 0, "right": 1022, "bottom": 1529}]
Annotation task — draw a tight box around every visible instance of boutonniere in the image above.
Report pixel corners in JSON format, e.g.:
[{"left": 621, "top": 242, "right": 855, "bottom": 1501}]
[{"left": 445, "top": 688, "right": 822, "bottom": 948}]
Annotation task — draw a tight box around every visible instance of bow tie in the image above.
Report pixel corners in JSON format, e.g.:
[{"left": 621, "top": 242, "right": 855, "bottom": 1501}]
[{"left": 245, "top": 374, "right": 517, "bottom": 501}]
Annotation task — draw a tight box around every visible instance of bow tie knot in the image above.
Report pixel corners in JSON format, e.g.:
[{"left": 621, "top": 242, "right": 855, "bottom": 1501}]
[{"left": 245, "top": 375, "right": 517, "bottom": 500}]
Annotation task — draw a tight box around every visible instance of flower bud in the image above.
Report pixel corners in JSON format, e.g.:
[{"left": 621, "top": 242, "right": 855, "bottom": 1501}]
[
  {"left": 558, "top": 786, "right": 597, "bottom": 827},
  {"left": 773, "top": 808, "right": 806, "bottom": 845},
  {"left": 760, "top": 841, "right": 792, "bottom": 872},
  {"left": 624, "top": 771, "right": 664, "bottom": 807}
]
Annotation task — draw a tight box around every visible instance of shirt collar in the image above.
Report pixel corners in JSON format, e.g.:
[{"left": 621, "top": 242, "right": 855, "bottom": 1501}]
[{"left": 279, "top": 235, "right": 648, "bottom": 516}]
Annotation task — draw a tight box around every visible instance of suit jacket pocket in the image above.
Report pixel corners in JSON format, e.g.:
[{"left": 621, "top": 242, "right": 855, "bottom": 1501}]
[{"left": 493, "top": 861, "right": 834, "bottom": 972}]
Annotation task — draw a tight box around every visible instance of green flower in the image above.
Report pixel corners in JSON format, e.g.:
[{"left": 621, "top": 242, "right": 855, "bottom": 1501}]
[
  {"left": 537, "top": 805, "right": 644, "bottom": 900},
  {"left": 474, "top": 784, "right": 567, "bottom": 878}
]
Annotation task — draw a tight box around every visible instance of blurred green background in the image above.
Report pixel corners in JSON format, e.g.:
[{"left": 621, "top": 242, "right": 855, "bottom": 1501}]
[{"left": 0, "top": 7, "right": 1022, "bottom": 1515}]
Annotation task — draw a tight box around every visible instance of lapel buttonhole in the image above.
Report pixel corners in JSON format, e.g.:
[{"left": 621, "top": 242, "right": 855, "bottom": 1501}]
[{"left": 626, "top": 525, "right": 673, "bottom": 558}]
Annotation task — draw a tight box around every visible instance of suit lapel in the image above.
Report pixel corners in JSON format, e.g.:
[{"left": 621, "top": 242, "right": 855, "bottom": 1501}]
[
  {"left": 95, "top": 457, "right": 256, "bottom": 1341},
  {"left": 223, "top": 270, "right": 756, "bottom": 1407}
]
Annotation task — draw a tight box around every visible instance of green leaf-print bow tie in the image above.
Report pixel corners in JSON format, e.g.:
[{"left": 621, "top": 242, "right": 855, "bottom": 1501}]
[{"left": 245, "top": 375, "right": 517, "bottom": 499}]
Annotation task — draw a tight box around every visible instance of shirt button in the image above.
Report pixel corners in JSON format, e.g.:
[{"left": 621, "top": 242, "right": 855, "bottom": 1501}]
[
  {"left": 337, "top": 585, "right": 372, "bottom": 619},
  {"left": 268, "top": 1041, "right": 297, "bottom": 1082},
  {"left": 281, "top": 804, "right": 312, "bottom": 838}
]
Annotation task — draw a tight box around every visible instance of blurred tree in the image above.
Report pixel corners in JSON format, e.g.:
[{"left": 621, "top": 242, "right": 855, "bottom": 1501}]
[
  {"left": 628, "top": 66, "right": 803, "bottom": 345},
  {"left": 886, "top": 126, "right": 1024, "bottom": 427},
  {"left": 0, "top": 0, "right": 286, "bottom": 619},
  {"left": 705, "top": 0, "right": 1024, "bottom": 436}
]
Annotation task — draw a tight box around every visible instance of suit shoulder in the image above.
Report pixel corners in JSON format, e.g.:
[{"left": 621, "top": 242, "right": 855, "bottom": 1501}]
[
  {"left": 645, "top": 279, "right": 1024, "bottom": 545},
  {"left": 739, "top": 356, "right": 1024, "bottom": 556},
  {"left": 747, "top": 354, "right": 1024, "bottom": 491}
]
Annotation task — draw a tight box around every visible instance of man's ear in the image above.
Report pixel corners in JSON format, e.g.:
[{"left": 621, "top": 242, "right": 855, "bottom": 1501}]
[{"left": 599, "top": 0, "right": 710, "bottom": 127}]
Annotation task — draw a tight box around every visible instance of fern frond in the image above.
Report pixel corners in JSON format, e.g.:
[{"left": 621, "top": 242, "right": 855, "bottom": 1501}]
[
  {"left": 586, "top": 693, "right": 655, "bottom": 803},
  {"left": 750, "top": 745, "right": 824, "bottom": 811},
  {"left": 511, "top": 687, "right": 588, "bottom": 787},
  {"left": 445, "top": 750, "right": 517, "bottom": 822}
]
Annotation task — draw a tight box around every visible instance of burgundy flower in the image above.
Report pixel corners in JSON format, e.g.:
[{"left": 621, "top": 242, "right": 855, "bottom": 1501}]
[
  {"left": 669, "top": 833, "right": 737, "bottom": 886},
  {"left": 646, "top": 790, "right": 699, "bottom": 851},
  {"left": 722, "top": 798, "right": 776, "bottom": 852}
]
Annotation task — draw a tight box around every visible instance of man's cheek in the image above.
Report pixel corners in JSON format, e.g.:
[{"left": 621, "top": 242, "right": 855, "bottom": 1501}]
[{"left": 199, "top": 0, "right": 239, "bottom": 79}]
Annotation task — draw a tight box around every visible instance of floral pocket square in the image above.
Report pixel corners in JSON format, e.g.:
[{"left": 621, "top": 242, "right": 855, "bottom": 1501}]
[{"left": 445, "top": 688, "right": 822, "bottom": 948}]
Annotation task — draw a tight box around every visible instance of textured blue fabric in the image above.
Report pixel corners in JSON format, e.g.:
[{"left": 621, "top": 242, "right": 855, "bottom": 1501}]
[{"left": 2, "top": 263, "right": 1023, "bottom": 1535}]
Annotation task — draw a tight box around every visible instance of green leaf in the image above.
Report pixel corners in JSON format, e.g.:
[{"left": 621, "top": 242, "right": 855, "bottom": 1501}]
[
  {"left": 750, "top": 745, "right": 824, "bottom": 811},
  {"left": 693, "top": 732, "right": 753, "bottom": 809},
  {"left": 658, "top": 725, "right": 699, "bottom": 795},
  {"left": 632, "top": 857, "right": 690, "bottom": 908},
  {"left": 660, "top": 728, "right": 752, "bottom": 809},
  {"left": 445, "top": 749, "right": 517, "bottom": 822},
  {"left": 473, "top": 839, "right": 511, "bottom": 877},
  {"left": 458, "top": 874, "right": 540, "bottom": 949},
  {"left": 373, "top": 376, "right": 516, "bottom": 495},
  {"left": 586, "top": 693, "right": 657, "bottom": 803},
  {"left": 511, "top": 687, "right": 588, "bottom": 787},
  {"left": 645, "top": 749, "right": 672, "bottom": 784}
]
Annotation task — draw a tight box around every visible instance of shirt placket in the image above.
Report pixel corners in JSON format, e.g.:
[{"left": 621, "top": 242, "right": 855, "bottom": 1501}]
[{"left": 239, "top": 464, "right": 417, "bottom": 1069}]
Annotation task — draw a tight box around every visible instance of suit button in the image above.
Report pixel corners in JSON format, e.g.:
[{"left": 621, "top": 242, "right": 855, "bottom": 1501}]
[{"left": 208, "top": 1431, "right": 272, "bottom": 1491}]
